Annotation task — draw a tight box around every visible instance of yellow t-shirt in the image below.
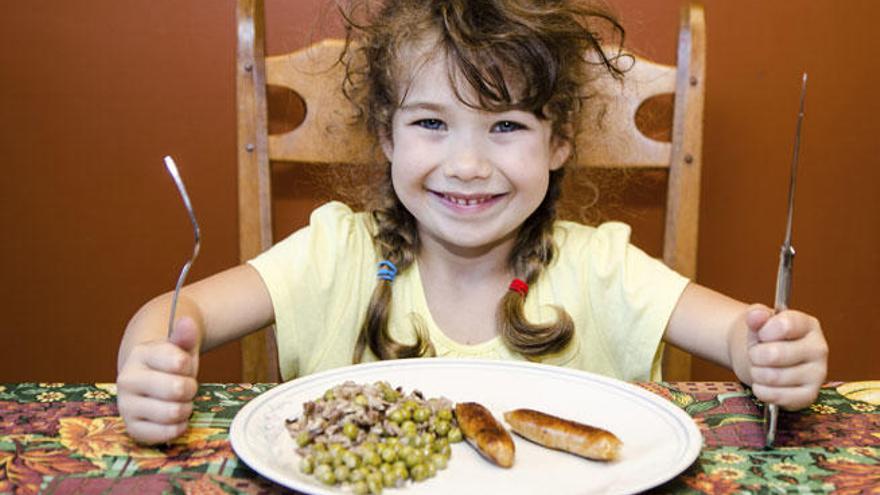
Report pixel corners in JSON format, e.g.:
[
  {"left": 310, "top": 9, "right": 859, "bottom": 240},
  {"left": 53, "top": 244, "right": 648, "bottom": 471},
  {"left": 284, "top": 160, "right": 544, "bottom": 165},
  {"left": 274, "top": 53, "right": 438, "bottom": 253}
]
[{"left": 248, "top": 202, "right": 689, "bottom": 382}]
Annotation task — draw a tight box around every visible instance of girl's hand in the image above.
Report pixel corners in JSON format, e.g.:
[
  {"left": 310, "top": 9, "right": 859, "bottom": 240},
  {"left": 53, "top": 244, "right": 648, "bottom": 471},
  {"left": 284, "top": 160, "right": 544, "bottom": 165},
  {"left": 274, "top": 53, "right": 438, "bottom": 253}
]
[
  {"left": 116, "top": 317, "right": 201, "bottom": 444},
  {"left": 745, "top": 304, "right": 828, "bottom": 410}
]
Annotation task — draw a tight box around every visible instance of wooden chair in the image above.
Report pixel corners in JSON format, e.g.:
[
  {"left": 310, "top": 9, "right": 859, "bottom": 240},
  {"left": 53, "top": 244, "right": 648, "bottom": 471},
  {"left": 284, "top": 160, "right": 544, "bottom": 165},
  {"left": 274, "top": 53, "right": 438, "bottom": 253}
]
[{"left": 235, "top": 0, "right": 706, "bottom": 382}]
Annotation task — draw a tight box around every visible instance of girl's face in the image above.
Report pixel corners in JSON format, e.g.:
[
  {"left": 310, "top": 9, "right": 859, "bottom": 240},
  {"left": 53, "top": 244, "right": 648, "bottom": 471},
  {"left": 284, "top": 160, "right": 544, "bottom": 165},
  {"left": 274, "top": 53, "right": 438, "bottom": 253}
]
[{"left": 382, "top": 50, "right": 571, "bottom": 258}]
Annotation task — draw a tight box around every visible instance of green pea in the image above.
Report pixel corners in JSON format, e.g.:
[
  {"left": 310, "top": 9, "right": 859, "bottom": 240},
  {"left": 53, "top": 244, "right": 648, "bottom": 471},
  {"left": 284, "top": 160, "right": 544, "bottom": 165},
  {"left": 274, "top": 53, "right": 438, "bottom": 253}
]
[
  {"left": 367, "top": 476, "right": 382, "bottom": 495},
  {"left": 315, "top": 464, "right": 336, "bottom": 485},
  {"left": 430, "top": 452, "right": 448, "bottom": 470},
  {"left": 433, "top": 437, "right": 449, "bottom": 451},
  {"left": 382, "top": 388, "right": 400, "bottom": 402},
  {"left": 433, "top": 419, "right": 450, "bottom": 436},
  {"left": 434, "top": 439, "right": 451, "bottom": 456},
  {"left": 403, "top": 450, "right": 423, "bottom": 468},
  {"left": 382, "top": 470, "right": 397, "bottom": 488},
  {"left": 437, "top": 407, "right": 453, "bottom": 421},
  {"left": 367, "top": 473, "right": 384, "bottom": 494},
  {"left": 333, "top": 450, "right": 348, "bottom": 468},
  {"left": 315, "top": 450, "right": 333, "bottom": 466},
  {"left": 403, "top": 399, "right": 418, "bottom": 411},
  {"left": 393, "top": 462, "right": 409, "bottom": 480},
  {"left": 405, "top": 433, "right": 421, "bottom": 448},
  {"left": 410, "top": 463, "right": 429, "bottom": 482},
  {"left": 342, "top": 450, "right": 361, "bottom": 469},
  {"left": 413, "top": 406, "right": 431, "bottom": 423},
  {"left": 420, "top": 432, "right": 436, "bottom": 445},
  {"left": 343, "top": 422, "right": 360, "bottom": 440},
  {"left": 426, "top": 461, "right": 437, "bottom": 478},
  {"left": 401, "top": 420, "right": 417, "bottom": 436},
  {"left": 350, "top": 467, "right": 369, "bottom": 482},
  {"left": 352, "top": 480, "right": 369, "bottom": 495},
  {"left": 388, "top": 408, "right": 406, "bottom": 424},
  {"left": 399, "top": 445, "right": 416, "bottom": 460},
  {"left": 334, "top": 464, "right": 351, "bottom": 482},
  {"left": 323, "top": 389, "right": 335, "bottom": 401},
  {"left": 447, "top": 426, "right": 463, "bottom": 443},
  {"left": 387, "top": 409, "right": 403, "bottom": 424},
  {"left": 295, "top": 430, "right": 311, "bottom": 447},
  {"left": 380, "top": 447, "right": 397, "bottom": 463},
  {"left": 318, "top": 471, "right": 336, "bottom": 485},
  {"left": 299, "top": 456, "right": 314, "bottom": 474},
  {"left": 362, "top": 450, "right": 382, "bottom": 467}
]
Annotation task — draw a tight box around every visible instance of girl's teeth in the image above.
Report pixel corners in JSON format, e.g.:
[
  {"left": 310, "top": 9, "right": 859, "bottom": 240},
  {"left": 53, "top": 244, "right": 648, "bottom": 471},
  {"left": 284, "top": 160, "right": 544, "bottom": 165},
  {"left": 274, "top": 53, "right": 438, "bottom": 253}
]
[{"left": 445, "top": 194, "right": 489, "bottom": 206}]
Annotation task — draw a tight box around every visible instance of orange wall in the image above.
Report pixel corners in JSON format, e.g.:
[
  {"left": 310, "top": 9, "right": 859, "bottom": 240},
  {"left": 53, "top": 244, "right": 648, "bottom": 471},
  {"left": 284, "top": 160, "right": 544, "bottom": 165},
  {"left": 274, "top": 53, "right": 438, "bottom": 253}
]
[{"left": 2, "top": 0, "right": 878, "bottom": 383}]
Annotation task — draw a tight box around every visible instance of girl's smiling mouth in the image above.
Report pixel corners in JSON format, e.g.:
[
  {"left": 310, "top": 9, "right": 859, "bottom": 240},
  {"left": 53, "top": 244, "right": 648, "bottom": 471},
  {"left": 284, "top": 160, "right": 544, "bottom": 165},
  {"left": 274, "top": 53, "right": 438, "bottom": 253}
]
[{"left": 430, "top": 190, "right": 506, "bottom": 208}]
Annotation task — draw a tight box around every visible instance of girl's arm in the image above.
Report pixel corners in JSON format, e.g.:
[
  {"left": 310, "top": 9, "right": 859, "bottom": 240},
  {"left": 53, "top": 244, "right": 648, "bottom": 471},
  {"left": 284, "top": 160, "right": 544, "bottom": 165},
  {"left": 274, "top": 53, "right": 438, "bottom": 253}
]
[
  {"left": 118, "top": 264, "right": 274, "bottom": 363},
  {"left": 116, "top": 264, "right": 273, "bottom": 444},
  {"left": 663, "top": 283, "right": 827, "bottom": 410}
]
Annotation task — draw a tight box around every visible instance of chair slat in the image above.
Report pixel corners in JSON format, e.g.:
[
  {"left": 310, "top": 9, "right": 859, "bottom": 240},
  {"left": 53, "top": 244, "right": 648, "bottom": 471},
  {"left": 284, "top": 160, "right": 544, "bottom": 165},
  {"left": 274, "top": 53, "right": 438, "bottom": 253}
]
[
  {"left": 236, "top": 0, "right": 279, "bottom": 383},
  {"left": 577, "top": 57, "right": 675, "bottom": 168},
  {"left": 267, "top": 40, "right": 377, "bottom": 165}
]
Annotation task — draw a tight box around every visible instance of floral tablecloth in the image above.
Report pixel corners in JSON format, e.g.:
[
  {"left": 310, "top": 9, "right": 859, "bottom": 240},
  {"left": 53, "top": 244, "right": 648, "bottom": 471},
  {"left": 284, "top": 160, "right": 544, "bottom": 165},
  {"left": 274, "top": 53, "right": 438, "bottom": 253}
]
[{"left": 1, "top": 381, "right": 878, "bottom": 494}]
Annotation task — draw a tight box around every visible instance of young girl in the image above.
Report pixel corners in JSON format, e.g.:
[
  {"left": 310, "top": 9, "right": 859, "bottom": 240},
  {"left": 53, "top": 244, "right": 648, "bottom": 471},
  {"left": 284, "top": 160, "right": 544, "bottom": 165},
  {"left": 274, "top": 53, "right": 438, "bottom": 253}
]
[{"left": 117, "top": 0, "right": 828, "bottom": 445}]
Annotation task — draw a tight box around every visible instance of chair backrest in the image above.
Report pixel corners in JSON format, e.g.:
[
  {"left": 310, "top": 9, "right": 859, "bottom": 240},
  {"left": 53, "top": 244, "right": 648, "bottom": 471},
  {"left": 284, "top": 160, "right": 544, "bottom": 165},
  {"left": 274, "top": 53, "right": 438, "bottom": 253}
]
[{"left": 235, "top": 0, "right": 706, "bottom": 382}]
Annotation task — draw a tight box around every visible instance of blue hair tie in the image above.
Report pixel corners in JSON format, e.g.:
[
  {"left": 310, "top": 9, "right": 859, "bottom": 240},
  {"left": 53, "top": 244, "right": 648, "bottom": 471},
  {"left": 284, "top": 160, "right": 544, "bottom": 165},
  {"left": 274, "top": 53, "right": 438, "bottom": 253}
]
[{"left": 377, "top": 260, "right": 398, "bottom": 282}]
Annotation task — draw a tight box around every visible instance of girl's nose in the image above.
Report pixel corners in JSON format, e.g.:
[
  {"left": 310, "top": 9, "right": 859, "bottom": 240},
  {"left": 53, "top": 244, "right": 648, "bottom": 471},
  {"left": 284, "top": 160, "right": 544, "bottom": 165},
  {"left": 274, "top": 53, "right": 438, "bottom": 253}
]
[{"left": 443, "top": 138, "right": 492, "bottom": 181}]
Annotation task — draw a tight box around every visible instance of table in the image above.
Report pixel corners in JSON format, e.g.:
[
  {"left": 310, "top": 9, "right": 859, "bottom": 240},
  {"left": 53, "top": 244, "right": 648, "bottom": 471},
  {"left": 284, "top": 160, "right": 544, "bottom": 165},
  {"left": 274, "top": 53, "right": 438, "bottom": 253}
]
[{"left": 1, "top": 381, "right": 878, "bottom": 494}]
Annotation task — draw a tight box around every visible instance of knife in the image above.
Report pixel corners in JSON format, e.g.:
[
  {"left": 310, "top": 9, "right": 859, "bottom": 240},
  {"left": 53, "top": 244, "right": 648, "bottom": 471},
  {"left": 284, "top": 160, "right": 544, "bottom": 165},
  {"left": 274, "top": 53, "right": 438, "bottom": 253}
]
[{"left": 764, "top": 72, "right": 807, "bottom": 448}]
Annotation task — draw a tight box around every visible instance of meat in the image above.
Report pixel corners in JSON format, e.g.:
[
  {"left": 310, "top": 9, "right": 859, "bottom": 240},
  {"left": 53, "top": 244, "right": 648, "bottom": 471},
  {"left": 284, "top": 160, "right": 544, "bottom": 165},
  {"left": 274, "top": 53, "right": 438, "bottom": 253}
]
[
  {"left": 503, "top": 408, "right": 622, "bottom": 461},
  {"left": 454, "top": 402, "right": 515, "bottom": 468}
]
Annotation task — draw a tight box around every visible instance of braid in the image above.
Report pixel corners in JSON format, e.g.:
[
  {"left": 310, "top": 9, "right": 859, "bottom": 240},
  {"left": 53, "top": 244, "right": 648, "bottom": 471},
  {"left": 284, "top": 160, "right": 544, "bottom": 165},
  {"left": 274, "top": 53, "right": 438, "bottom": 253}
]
[
  {"left": 498, "top": 168, "right": 574, "bottom": 356},
  {"left": 352, "top": 168, "right": 434, "bottom": 363}
]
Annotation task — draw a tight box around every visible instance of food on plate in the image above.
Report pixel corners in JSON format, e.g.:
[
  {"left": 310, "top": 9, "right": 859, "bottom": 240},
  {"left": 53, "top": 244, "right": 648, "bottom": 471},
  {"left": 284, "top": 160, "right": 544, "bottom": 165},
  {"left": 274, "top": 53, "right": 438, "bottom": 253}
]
[
  {"left": 503, "top": 408, "right": 622, "bottom": 461},
  {"left": 454, "top": 401, "right": 515, "bottom": 468},
  {"left": 835, "top": 381, "right": 880, "bottom": 405},
  {"left": 285, "top": 381, "right": 462, "bottom": 494}
]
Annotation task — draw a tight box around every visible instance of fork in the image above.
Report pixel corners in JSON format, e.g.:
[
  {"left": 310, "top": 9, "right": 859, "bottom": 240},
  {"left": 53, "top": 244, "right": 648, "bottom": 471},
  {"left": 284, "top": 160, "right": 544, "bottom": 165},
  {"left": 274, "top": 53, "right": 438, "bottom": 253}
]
[{"left": 163, "top": 156, "right": 201, "bottom": 339}]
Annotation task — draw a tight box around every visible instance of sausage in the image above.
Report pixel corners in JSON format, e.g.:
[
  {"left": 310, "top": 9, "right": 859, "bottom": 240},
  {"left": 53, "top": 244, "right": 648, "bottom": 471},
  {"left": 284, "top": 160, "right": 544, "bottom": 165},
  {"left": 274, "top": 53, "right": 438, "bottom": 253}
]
[
  {"left": 503, "top": 408, "right": 622, "bottom": 461},
  {"left": 454, "top": 402, "right": 515, "bottom": 468}
]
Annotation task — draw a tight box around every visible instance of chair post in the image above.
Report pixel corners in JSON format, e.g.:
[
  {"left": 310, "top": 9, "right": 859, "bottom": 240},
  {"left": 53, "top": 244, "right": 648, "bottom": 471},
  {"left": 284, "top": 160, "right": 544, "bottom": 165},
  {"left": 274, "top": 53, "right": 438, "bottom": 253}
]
[
  {"left": 236, "top": 0, "right": 279, "bottom": 382},
  {"left": 663, "top": 2, "right": 706, "bottom": 381}
]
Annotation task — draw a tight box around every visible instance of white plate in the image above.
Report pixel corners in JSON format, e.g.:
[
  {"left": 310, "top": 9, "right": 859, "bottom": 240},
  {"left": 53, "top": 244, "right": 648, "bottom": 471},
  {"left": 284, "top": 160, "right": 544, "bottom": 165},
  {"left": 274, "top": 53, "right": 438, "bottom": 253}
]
[{"left": 230, "top": 358, "right": 702, "bottom": 495}]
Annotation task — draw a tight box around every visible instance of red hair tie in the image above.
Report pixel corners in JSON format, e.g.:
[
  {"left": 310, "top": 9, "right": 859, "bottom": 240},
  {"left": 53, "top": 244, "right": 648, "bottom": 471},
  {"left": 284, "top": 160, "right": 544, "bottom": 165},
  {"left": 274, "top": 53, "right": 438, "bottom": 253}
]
[{"left": 509, "top": 278, "right": 529, "bottom": 297}]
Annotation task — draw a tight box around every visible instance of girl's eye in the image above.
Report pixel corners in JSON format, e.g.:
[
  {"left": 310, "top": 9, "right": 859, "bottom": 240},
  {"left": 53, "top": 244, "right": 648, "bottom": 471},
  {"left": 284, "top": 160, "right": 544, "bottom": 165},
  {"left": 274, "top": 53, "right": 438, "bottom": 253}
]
[
  {"left": 492, "top": 120, "right": 525, "bottom": 133},
  {"left": 413, "top": 119, "right": 446, "bottom": 131}
]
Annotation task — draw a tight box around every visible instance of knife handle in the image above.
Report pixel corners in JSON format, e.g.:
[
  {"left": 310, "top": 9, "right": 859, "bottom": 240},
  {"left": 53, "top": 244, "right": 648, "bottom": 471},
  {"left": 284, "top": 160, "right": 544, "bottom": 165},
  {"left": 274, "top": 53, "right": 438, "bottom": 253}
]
[{"left": 774, "top": 245, "right": 795, "bottom": 313}]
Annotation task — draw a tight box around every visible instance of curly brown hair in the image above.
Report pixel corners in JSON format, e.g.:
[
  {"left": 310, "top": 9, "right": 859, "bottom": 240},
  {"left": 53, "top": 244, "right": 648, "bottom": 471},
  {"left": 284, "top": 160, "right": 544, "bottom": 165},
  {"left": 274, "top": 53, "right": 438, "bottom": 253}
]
[{"left": 338, "top": 0, "right": 628, "bottom": 363}]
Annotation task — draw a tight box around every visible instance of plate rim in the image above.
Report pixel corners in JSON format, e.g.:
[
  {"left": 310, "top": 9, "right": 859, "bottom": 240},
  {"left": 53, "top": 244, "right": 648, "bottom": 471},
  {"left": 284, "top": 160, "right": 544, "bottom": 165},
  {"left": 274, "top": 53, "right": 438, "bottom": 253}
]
[{"left": 229, "top": 358, "right": 703, "bottom": 495}]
